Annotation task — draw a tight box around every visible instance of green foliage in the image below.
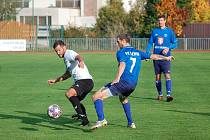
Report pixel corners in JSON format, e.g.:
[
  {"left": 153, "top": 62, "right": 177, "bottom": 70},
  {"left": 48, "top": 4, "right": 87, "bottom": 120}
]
[
  {"left": 177, "top": 0, "right": 192, "bottom": 8},
  {"left": 0, "top": 0, "right": 16, "bottom": 21},
  {"left": 190, "top": 0, "right": 210, "bottom": 23},
  {"left": 49, "top": 28, "right": 62, "bottom": 38},
  {"left": 95, "top": 0, "right": 151, "bottom": 37},
  {"left": 65, "top": 26, "right": 97, "bottom": 38},
  {"left": 154, "top": 0, "right": 190, "bottom": 37},
  {"left": 127, "top": 0, "right": 146, "bottom": 37},
  {"left": 143, "top": 0, "right": 159, "bottom": 37},
  {"left": 64, "top": 26, "right": 85, "bottom": 38},
  {"left": 62, "top": 0, "right": 209, "bottom": 38},
  {"left": 95, "top": 0, "right": 128, "bottom": 37}
]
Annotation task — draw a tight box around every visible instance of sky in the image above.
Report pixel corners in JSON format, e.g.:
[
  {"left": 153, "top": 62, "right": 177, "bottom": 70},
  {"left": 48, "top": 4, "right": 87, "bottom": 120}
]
[{"left": 122, "top": 0, "right": 136, "bottom": 12}]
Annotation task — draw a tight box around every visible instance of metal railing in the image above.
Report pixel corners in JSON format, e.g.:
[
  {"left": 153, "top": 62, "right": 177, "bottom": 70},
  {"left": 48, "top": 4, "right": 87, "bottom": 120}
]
[{"left": 26, "top": 38, "right": 210, "bottom": 51}]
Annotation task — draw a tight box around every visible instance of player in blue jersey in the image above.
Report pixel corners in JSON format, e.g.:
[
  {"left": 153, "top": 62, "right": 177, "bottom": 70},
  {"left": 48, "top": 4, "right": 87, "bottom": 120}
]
[
  {"left": 146, "top": 15, "right": 177, "bottom": 102},
  {"left": 91, "top": 34, "right": 174, "bottom": 130}
]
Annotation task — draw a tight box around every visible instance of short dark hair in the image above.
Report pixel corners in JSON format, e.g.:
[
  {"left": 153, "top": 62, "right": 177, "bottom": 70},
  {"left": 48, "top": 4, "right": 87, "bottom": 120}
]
[
  {"left": 53, "top": 40, "right": 65, "bottom": 49},
  {"left": 158, "top": 15, "right": 166, "bottom": 20},
  {"left": 117, "top": 34, "right": 131, "bottom": 43}
]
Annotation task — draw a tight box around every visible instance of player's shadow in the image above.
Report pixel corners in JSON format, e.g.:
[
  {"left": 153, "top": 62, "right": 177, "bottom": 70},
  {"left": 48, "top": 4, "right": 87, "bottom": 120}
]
[
  {"left": 0, "top": 111, "right": 91, "bottom": 132},
  {"left": 165, "top": 110, "right": 210, "bottom": 116},
  {"left": 129, "top": 95, "right": 157, "bottom": 101}
]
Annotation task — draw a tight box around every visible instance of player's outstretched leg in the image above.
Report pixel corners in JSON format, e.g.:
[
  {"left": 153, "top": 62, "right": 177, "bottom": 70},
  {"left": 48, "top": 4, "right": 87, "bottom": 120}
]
[
  {"left": 91, "top": 86, "right": 112, "bottom": 129},
  {"left": 91, "top": 119, "right": 108, "bottom": 130},
  {"left": 91, "top": 99, "right": 108, "bottom": 129}
]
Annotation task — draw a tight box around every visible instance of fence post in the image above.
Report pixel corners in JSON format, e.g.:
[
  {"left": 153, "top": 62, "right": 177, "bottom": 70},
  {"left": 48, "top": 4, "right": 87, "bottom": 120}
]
[
  {"left": 85, "top": 34, "right": 88, "bottom": 50},
  {"left": 60, "top": 25, "right": 64, "bottom": 41},
  {"left": 31, "top": 0, "right": 35, "bottom": 49},
  {"left": 48, "top": 25, "right": 52, "bottom": 48},
  {"left": 184, "top": 38, "right": 188, "bottom": 50},
  {"left": 35, "top": 21, "right": 38, "bottom": 49}
]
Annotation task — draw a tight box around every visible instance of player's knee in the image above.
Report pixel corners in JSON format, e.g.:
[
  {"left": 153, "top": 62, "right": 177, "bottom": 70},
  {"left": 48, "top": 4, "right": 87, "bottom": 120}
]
[
  {"left": 65, "top": 91, "right": 72, "bottom": 98},
  {"left": 92, "top": 92, "right": 101, "bottom": 101},
  {"left": 165, "top": 74, "right": 171, "bottom": 79},
  {"left": 65, "top": 89, "right": 77, "bottom": 98},
  {"left": 119, "top": 96, "right": 128, "bottom": 104},
  {"left": 92, "top": 93, "right": 98, "bottom": 101},
  {"left": 156, "top": 76, "right": 161, "bottom": 81}
]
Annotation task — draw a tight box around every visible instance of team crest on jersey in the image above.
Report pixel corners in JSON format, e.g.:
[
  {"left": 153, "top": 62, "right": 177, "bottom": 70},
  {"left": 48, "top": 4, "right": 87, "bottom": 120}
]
[{"left": 158, "top": 37, "right": 164, "bottom": 45}]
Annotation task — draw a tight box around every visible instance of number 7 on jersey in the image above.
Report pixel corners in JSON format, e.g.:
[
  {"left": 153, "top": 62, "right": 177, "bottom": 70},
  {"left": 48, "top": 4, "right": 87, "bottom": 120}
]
[{"left": 129, "top": 57, "right": 136, "bottom": 73}]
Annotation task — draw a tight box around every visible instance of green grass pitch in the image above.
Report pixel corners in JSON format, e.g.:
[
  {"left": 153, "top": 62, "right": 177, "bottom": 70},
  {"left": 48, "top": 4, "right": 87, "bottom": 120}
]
[{"left": 0, "top": 52, "right": 210, "bottom": 140}]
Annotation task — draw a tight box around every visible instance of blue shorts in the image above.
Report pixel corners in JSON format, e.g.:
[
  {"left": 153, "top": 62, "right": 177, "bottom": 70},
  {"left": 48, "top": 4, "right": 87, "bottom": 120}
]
[
  {"left": 104, "top": 80, "right": 135, "bottom": 97},
  {"left": 153, "top": 60, "right": 171, "bottom": 75}
]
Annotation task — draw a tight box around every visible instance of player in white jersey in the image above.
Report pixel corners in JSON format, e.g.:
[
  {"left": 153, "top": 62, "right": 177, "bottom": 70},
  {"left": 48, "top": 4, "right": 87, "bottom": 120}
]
[{"left": 48, "top": 40, "right": 94, "bottom": 126}]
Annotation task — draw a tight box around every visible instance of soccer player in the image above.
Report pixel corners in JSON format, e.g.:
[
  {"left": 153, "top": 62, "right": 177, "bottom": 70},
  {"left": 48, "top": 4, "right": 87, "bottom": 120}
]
[
  {"left": 48, "top": 40, "right": 94, "bottom": 126},
  {"left": 91, "top": 34, "right": 174, "bottom": 129},
  {"left": 146, "top": 15, "right": 177, "bottom": 102}
]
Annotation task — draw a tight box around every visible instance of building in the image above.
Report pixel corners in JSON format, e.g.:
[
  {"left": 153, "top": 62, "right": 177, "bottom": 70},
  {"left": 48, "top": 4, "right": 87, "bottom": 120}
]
[
  {"left": 16, "top": 0, "right": 107, "bottom": 28},
  {"left": 14, "top": 0, "right": 137, "bottom": 38}
]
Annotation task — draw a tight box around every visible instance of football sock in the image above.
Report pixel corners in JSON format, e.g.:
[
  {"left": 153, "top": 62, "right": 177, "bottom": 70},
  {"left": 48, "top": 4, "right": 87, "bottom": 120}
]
[
  {"left": 122, "top": 101, "right": 133, "bottom": 126},
  {"left": 156, "top": 80, "right": 162, "bottom": 96},
  {"left": 69, "top": 96, "right": 84, "bottom": 116},
  {"left": 166, "top": 79, "right": 172, "bottom": 96},
  {"left": 80, "top": 103, "right": 86, "bottom": 115},
  {"left": 94, "top": 99, "right": 104, "bottom": 121}
]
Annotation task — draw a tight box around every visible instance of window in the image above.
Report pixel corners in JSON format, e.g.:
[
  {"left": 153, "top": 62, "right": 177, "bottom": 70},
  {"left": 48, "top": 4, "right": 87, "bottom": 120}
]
[
  {"left": 74, "top": 0, "right": 80, "bottom": 8},
  {"left": 20, "top": 16, "right": 24, "bottom": 23},
  {"left": 56, "top": 0, "right": 80, "bottom": 8},
  {"left": 25, "top": 16, "right": 37, "bottom": 25},
  {"left": 23, "top": 0, "right": 29, "bottom": 8},
  {"left": 48, "top": 16, "right": 52, "bottom": 26},
  {"left": 39, "top": 16, "right": 46, "bottom": 26}
]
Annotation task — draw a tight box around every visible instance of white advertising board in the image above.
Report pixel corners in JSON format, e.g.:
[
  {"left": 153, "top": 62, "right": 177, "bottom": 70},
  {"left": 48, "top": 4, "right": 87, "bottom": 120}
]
[{"left": 0, "top": 40, "right": 26, "bottom": 51}]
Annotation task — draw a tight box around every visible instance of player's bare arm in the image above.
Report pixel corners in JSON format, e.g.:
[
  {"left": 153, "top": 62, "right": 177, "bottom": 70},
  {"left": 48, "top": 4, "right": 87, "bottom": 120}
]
[
  {"left": 75, "top": 55, "right": 84, "bottom": 68},
  {"left": 48, "top": 71, "right": 71, "bottom": 85},
  {"left": 112, "top": 62, "right": 125, "bottom": 84},
  {"left": 150, "top": 54, "right": 174, "bottom": 61}
]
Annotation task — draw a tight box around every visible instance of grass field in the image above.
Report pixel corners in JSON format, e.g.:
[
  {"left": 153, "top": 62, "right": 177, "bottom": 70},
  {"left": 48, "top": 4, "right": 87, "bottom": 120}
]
[{"left": 0, "top": 52, "right": 210, "bottom": 140}]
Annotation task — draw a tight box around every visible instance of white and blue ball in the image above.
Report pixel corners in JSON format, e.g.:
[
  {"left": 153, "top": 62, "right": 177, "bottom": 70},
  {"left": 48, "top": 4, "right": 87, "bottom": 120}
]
[{"left": 47, "top": 104, "right": 62, "bottom": 119}]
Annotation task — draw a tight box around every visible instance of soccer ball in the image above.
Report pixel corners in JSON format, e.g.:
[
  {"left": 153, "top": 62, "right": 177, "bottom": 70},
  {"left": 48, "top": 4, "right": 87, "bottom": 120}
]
[{"left": 47, "top": 104, "right": 62, "bottom": 119}]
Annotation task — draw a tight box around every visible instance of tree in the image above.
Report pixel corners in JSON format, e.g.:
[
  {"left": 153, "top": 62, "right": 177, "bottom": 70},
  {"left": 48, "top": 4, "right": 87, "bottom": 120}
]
[
  {"left": 95, "top": 0, "right": 128, "bottom": 37},
  {"left": 155, "top": 0, "right": 189, "bottom": 37},
  {"left": 127, "top": 0, "right": 146, "bottom": 37},
  {"left": 177, "top": 0, "right": 192, "bottom": 8},
  {"left": 190, "top": 0, "right": 210, "bottom": 23},
  {"left": 143, "top": 0, "right": 160, "bottom": 37},
  {"left": 0, "top": 0, "right": 16, "bottom": 21},
  {"left": 64, "top": 25, "right": 96, "bottom": 38}
]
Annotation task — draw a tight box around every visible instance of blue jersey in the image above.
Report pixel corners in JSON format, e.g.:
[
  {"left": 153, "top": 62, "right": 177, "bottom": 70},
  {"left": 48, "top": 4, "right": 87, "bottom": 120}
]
[
  {"left": 117, "top": 46, "right": 151, "bottom": 88},
  {"left": 146, "top": 27, "right": 177, "bottom": 56}
]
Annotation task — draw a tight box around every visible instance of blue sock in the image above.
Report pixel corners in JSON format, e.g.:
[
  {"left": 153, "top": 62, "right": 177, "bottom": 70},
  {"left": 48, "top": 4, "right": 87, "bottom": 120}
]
[
  {"left": 94, "top": 99, "right": 104, "bottom": 121},
  {"left": 122, "top": 101, "right": 133, "bottom": 125},
  {"left": 156, "top": 80, "right": 162, "bottom": 96},
  {"left": 166, "top": 79, "right": 172, "bottom": 96}
]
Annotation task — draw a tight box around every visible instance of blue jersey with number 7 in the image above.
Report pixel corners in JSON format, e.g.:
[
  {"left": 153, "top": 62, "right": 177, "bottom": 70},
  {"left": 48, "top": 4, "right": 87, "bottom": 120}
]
[{"left": 117, "top": 46, "right": 151, "bottom": 88}]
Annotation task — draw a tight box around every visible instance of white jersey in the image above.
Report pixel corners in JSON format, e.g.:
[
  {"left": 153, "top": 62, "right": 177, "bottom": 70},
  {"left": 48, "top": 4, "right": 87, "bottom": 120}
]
[{"left": 64, "top": 50, "right": 93, "bottom": 82}]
